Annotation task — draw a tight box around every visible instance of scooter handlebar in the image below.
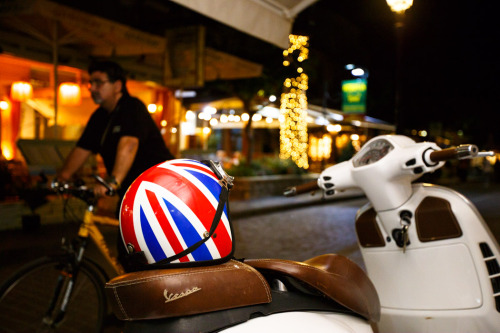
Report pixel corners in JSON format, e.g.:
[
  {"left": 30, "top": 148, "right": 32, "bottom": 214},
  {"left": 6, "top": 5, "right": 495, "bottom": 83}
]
[
  {"left": 428, "top": 144, "right": 479, "bottom": 163},
  {"left": 284, "top": 180, "right": 319, "bottom": 197}
]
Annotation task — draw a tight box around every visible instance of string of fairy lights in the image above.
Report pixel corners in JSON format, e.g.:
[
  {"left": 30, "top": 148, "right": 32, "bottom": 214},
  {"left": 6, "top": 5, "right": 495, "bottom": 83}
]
[{"left": 279, "top": 34, "right": 310, "bottom": 169}]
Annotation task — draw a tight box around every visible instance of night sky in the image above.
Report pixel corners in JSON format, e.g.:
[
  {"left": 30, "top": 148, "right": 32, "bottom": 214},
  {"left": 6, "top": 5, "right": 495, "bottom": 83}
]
[{"left": 292, "top": 0, "right": 500, "bottom": 147}]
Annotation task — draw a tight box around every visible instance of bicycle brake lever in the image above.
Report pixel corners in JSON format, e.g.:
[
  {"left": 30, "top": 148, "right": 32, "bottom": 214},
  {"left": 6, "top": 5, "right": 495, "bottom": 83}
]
[{"left": 93, "top": 174, "right": 116, "bottom": 196}]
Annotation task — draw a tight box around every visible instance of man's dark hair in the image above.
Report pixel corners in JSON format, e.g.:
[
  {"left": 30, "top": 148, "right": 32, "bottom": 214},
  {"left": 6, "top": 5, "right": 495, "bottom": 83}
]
[{"left": 88, "top": 60, "right": 128, "bottom": 94}]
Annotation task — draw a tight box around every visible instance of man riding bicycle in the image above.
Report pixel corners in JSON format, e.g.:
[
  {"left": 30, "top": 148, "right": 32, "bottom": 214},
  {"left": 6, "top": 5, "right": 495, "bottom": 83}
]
[{"left": 57, "top": 60, "right": 174, "bottom": 268}]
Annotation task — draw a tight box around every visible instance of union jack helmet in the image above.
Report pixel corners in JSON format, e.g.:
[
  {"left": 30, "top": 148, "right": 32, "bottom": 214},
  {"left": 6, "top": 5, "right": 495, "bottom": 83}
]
[{"left": 119, "top": 159, "right": 235, "bottom": 268}]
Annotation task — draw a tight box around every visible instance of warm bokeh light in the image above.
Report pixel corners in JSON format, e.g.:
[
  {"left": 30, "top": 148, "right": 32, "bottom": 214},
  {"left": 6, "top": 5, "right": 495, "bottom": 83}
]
[
  {"left": 11, "top": 81, "right": 33, "bottom": 102},
  {"left": 185, "top": 110, "right": 195, "bottom": 120},
  {"left": 1, "top": 144, "right": 13, "bottom": 160},
  {"left": 386, "top": 0, "right": 413, "bottom": 13},
  {"left": 59, "top": 83, "right": 81, "bottom": 105},
  {"left": 486, "top": 154, "right": 497, "bottom": 166},
  {"left": 147, "top": 104, "right": 157, "bottom": 113},
  {"left": 198, "top": 112, "right": 211, "bottom": 120},
  {"left": 252, "top": 113, "right": 262, "bottom": 122},
  {"left": 0, "top": 100, "right": 9, "bottom": 110},
  {"left": 280, "top": 34, "right": 310, "bottom": 169},
  {"left": 203, "top": 106, "right": 217, "bottom": 114},
  {"left": 309, "top": 134, "right": 332, "bottom": 162},
  {"left": 327, "top": 124, "right": 342, "bottom": 133}
]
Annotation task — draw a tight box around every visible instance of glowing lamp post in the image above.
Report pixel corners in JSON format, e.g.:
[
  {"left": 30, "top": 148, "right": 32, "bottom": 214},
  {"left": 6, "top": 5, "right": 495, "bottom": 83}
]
[
  {"left": 386, "top": 0, "right": 413, "bottom": 133},
  {"left": 386, "top": 0, "right": 413, "bottom": 14}
]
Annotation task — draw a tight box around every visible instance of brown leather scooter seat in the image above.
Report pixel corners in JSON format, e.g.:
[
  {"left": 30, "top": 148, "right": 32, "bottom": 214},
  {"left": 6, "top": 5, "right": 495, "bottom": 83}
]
[
  {"left": 105, "top": 260, "right": 271, "bottom": 321},
  {"left": 105, "top": 254, "right": 380, "bottom": 323},
  {"left": 245, "top": 254, "right": 380, "bottom": 322}
]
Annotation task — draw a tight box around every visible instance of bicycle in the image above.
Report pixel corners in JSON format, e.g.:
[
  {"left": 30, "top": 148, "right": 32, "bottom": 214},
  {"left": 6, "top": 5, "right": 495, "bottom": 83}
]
[{"left": 0, "top": 176, "right": 124, "bottom": 333}]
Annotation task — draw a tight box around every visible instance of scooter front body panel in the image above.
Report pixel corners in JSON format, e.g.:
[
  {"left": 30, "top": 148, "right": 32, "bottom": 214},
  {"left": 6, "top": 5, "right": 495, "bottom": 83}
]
[
  {"left": 364, "top": 244, "right": 482, "bottom": 310},
  {"left": 357, "top": 183, "right": 500, "bottom": 332}
]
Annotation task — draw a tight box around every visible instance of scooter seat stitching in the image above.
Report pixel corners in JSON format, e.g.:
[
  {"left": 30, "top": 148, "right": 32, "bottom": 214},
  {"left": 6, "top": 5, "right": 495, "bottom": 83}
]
[
  {"left": 107, "top": 264, "right": 239, "bottom": 287},
  {"left": 112, "top": 286, "right": 129, "bottom": 320},
  {"left": 245, "top": 262, "right": 272, "bottom": 301}
]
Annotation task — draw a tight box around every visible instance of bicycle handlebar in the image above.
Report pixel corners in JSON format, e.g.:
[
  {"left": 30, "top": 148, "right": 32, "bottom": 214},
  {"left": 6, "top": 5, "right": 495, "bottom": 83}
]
[
  {"left": 51, "top": 180, "right": 95, "bottom": 203},
  {"left": 283, "top": 180, "right": 319, "bottom": 197},
  {"left": 51, "top": 175, "right": 116, "bottom": 205}
]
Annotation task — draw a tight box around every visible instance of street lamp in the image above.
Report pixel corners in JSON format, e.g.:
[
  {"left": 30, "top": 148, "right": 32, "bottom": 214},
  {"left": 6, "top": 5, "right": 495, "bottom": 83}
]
[
  {"left": 386, "top": 0, "right": 413, "bottom": 14},
  {"left": 386, "top": 0, "right": 413, "bottom": 133}
]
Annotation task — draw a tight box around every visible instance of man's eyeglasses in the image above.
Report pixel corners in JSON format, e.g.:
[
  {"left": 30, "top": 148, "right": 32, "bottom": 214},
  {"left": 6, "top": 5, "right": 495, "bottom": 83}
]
[{"left": 88, "top": 79, "right": 110, "bottom": 88}]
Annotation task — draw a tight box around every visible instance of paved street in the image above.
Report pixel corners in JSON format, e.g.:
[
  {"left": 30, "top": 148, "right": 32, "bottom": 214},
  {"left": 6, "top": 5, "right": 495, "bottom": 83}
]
[
  {"left": 232, "top": 182, "right": 500, "bottom": 269},
  {"left": 233, "top": 196, "right": 367, "bottom": 266}
]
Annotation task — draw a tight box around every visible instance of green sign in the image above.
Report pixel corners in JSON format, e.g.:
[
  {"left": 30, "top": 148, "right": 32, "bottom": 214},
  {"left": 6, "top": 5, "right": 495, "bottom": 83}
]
[{"left": 341, "top": 79, "right": 367, "bottom": 114}]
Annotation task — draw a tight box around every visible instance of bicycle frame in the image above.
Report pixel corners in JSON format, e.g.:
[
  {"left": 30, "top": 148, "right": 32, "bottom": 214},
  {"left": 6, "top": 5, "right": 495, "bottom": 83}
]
[
  {"left": 78, "top": 204, "right": 125, "bottom": 276},
  {"left": 39, "top": 202, "right": 124, "bottom": 329},
  {"left": 0, "top": 180, "right": 124, "bottom": 332}
]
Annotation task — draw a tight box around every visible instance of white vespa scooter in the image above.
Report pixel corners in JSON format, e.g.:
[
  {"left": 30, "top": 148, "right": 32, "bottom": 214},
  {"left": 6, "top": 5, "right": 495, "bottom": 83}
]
[
  {"left": 105, "top": 135, "right": 499, "bottom": 333},
  {"left": 309, "top": 134, "right": 500, "bottom": 332},
  {"left": 231, "top": 134, "right": 500, "bottom": 333}
]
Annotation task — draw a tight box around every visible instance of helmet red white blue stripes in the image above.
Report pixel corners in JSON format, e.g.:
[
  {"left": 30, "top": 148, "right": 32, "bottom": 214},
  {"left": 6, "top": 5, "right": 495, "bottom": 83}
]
[{"left": 120, "top": 159, "right": 234, "bottom": 266}]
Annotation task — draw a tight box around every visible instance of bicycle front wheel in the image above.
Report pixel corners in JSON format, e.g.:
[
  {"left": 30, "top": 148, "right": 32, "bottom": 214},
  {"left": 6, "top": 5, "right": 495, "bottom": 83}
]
[{"left": 0, "top": 256, "right": 106, "bottom": 333}]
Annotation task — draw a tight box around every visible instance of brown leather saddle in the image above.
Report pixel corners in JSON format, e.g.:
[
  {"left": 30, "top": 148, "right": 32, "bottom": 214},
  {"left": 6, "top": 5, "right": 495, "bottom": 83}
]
[{"left": 105, "top": 254, "right": 380, "bottom": 332}]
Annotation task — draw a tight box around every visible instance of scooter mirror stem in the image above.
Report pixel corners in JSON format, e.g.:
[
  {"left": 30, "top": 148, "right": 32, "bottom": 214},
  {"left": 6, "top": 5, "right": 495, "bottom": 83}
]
[{"left": 283, "top": 180, "right": 319, "bottom": 197}]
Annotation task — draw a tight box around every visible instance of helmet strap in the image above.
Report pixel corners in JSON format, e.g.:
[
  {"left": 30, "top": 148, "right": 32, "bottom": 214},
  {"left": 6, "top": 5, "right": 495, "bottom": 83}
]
[{"left": 154, "top": 182, "right": 230, "bottom": 265}]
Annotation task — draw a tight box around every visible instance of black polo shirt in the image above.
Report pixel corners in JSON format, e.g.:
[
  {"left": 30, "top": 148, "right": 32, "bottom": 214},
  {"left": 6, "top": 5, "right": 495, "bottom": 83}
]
[{"left": 77, "top": 94, "right": 174, "bottom": 195}]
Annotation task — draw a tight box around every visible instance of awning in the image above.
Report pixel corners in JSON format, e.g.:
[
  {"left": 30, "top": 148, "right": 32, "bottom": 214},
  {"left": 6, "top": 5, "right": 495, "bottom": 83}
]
[
  {"left": 0, "top": 0, "right": 166, "bottom": 56},
  {"left": 0, "top": 0, "right": 167, "bottom": 134},
  {"left": 0, "top": 0, "right": 267, "bottom": 132},
  {"left": 171, "top": 0, "right": 318, "bottom": 49},
  {"left": 205, "top": 48, "right": 263, "bottom": 81}
]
